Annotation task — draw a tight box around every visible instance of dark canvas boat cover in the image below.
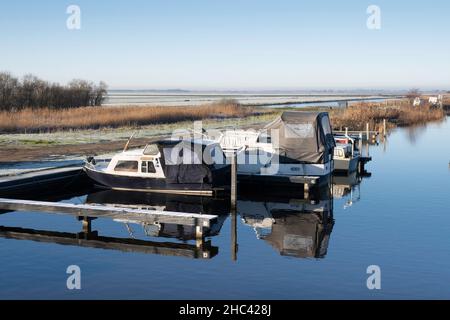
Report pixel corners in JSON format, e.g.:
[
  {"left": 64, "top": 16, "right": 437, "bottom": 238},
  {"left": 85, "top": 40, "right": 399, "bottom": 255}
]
[
  {"left": 264, "top": 111, "right": 335, "bottom": 164},
  {"left": 157, "top": 140, "right": 219, "bottom": 184}
]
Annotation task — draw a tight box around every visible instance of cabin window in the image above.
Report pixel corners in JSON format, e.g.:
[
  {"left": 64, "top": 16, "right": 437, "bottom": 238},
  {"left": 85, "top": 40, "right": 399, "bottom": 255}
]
[
  {"left": 143, "top": 144, "right": 159, "bottom": 156},
  {"left": 141, "top": 161, "right": 156, "bottom": 173},
  {"left": 257, "top": 134, "right": 271, "bottom": 143},
  {"left": 163, "top": 146, "right": 202, "bottom": 165},
  {"left": 114, "top": 160, "right": 138, "bottom": 172},
  {"left": 334, "top": 149, "right": 344, "bottom": 158},
  {"left": 285, "top": 123, "right": 314, "bottom": 138},
  {"left": 321, "top": 116, "right": 332, "bottom": 136}
]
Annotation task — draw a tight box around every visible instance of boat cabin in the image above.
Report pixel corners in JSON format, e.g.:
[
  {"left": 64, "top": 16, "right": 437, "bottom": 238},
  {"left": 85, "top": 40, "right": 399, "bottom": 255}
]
[
  {"left": 84, "top": 139, "right": 230, "bottom": 195},
  {"left": 103, "top": 139, "right": 226, "bottom": 178}
]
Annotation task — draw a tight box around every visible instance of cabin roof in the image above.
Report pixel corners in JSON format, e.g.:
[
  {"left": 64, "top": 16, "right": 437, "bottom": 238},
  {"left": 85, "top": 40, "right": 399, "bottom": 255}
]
[
  {"left": 121, "top": 149, "right": 145, "bottom": 156},
  {"left": 279, "top": 111, "right": 330, "bottom": 124},
  {"left": 156, "top": 138, "right": 218, "bottom": 147}
]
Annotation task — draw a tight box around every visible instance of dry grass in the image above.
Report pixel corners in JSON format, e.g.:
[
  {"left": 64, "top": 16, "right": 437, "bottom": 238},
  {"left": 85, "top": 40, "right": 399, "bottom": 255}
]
[
  {"left": 330, "top": 99, "right": 445, "bottom": 131},
  {"left": 444, "top": 95, "right": 450, "bottom": 106},
  {"left": 0, "top": 99, "right": 255, "bottom": 133}
]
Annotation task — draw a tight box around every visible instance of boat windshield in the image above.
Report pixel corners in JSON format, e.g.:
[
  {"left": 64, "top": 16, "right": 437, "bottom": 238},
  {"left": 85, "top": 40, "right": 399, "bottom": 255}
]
[
  {"left": 321, "top": 116, "right": 332, "bottom": 136},
  {"left": 143, "top": 144, "right": 160, "bottom": 156},
  {"left": 163, "top": 146, "right": 202, "bottom": 165}
]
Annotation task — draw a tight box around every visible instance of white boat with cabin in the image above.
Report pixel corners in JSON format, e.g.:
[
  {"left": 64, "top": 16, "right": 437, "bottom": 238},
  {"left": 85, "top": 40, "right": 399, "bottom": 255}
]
[
  {"left": 333, "top": 134, "right": 361, "bottom": 173},
  {"left": 83, "top": 139, "right": 231, "bottom": 196},
  {"left": 215, "top": 111, "right": 335, "bottom": 187}
]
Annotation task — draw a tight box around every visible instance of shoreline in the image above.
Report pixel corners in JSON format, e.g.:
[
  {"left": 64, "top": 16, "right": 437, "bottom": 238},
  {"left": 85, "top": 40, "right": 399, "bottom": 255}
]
[
  {"left": 104, "top": 94, "right": 400, "bottom": 107},
  {"left": 0, "top": 99, "right": 447, "bottom": 163},
  {"left": 0, "top": 113, "right": 276, "bottom": 162}
]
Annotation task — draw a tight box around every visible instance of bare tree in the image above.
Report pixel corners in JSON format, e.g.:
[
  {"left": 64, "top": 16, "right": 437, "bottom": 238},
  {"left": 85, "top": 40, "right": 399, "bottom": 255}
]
[
  {"left": 0, "top": 72, "right": 19, "bottom": 110},
  {"left": 406, "top": 88, "right": 421, "bottom": 105},
  {"left": 0, "top": 71, "right": 108, "bottom": 111},
  {"left": 94, "top": 81, "right": 108, "bottom": 106}
]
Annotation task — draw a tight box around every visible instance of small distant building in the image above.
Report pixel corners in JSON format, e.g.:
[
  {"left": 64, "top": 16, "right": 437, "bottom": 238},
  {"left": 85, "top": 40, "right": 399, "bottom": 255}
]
[
  {"left": 428, "top": 97, "right": 439, "bottom": 105},
  {"left": 413, "top": 97, "right": 421, "bottom": 106},
  {"left": 338, "top": 101, "right": 348, "bottom": 108}
]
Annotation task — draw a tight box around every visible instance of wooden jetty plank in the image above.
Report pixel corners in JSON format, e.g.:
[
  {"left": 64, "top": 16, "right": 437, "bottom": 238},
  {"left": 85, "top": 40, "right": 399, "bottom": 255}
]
[
  {"left": 334, "top": 130, "right": 379, "bottom": 140},
  {"left": 0, "top": 225, "right": 217, "bottom": 259},
  {"left": 0, "top": 198, "right": 217, "bottom": 228}
]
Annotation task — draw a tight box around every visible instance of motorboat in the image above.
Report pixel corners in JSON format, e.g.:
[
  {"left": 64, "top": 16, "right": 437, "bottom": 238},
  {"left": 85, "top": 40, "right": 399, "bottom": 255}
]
[
  {"left": 333, "top": 135, "right": 361, "bottom": 173},
  {"left": 83, "top": 139, "right": 231, "bottom": 196},
  {"left": 215, "top": 111, "right": 335, "bottom": 187}
]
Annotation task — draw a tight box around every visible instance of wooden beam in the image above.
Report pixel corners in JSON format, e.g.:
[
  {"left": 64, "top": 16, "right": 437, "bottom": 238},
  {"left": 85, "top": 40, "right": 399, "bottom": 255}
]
[{"left": 0, "top": 198, "right": 217, "bottom": 228}]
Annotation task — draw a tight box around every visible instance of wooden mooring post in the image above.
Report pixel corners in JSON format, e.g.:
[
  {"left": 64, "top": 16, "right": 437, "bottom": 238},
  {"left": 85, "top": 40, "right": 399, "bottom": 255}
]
[
  {"left": 304, "top": 183, "right": 310, "bottom": 199},
  {"left": 365, "top": 122, "right": 370, "bottom": 157},
  {"left": 366, "top": 122, "right": 370, "bottom": 142},
  {"left": 358, "top": 132, "right": 363, "bottom": 154},
  {"left": 229, "top": 152, "right": 238, "bottom": 261},
  {"left": 230, "top": 153, "right": 237, "bottom": 211},
  {"left": 365, "top": 139, "right": 370, "bottom": 158},
  {"left": 78, "top": 216, "right": 96, "bottom": 234}
]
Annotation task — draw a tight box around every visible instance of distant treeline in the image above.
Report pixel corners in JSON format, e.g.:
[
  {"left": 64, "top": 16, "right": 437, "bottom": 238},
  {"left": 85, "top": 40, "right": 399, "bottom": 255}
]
[{"left": 0, "top": 72, "right": 107, "bottom": 111}]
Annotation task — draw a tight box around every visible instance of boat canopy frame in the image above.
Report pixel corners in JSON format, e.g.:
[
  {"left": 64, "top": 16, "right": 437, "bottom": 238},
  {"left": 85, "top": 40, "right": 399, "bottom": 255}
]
[{"left": 264, "top": 111, "right": 335, "bottom": 164}]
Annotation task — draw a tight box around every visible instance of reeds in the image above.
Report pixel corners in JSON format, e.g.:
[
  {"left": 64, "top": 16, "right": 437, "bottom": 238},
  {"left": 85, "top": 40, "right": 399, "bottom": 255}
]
[
  {"left": 330, "top": 100, "right": 445, "bottom": 131},
  {"left": 0, "top": 99, "right": 253, "bottom": 133}
]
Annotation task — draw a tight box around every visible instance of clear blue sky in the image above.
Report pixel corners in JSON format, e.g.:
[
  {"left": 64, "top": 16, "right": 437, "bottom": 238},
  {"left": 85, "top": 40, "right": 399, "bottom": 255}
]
[{"left": 0, "top": 0, "right": 449, "bottom": 90}]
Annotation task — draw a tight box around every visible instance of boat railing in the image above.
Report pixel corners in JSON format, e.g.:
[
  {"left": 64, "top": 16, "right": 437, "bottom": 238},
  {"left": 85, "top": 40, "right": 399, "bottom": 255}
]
[{"left": 344, "top": 128, "right": 355, "bottom": 158}]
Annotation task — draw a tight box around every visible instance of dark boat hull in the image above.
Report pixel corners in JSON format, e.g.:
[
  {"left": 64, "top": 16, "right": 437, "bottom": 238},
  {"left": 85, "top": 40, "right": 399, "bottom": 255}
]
[{"left": 83, "top": 166, "right": 230, "bottom": 196}]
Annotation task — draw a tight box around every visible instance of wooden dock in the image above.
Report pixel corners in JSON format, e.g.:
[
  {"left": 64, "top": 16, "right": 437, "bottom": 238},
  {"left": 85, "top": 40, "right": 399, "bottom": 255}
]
[
  {"left": 0, "top": 166, "right": 84, "bottom": 195},
  {"left": 334, "top": 130, "right": 379, "bottom": 142},
  {"left": 0, "top": 198, "right": 217, "bottom": 238}
]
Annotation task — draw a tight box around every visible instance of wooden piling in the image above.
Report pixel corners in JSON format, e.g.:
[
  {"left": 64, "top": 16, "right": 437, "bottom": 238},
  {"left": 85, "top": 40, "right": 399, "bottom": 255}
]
[
  {"left": 195, "top": 225, "right": 203, "bottom": 240},
  {"left": 366, "top": 123, "right": 370, "bottom": 142},
  {"left": 80, "top": 216, "right": 92, "bottom": 233},
  {"left": 358, "top": 132, "right": 363, "bottom": 155},
  {"left": 366, "top": 139, "right": 370, "bottom": 157},
  {"left": 230, "top": 153, "right": 237, "bottom": 210},
  {"left": 304, "top": 183, "right": 310, "bottom": 199},
  {"left": 383, "top": 119, "right": 387, "bottom": 138}
]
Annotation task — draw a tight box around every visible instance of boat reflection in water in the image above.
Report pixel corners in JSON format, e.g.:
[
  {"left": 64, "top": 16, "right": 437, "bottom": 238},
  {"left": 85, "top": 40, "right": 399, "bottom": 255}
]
[
  {"left": 0, "top": 189, "right": 231, "bottom": 260},
  {"left": 332, "top": 170, "right": 371, "bottom": 209},
  {"left": 0, "top": 172, "right": 375, "bottom": 261},
  {"left": 85, "top": 190, "right": 230, "bottom": 241},
  {"left": 239, "top": 193, "right": 334, "bottom": 259}
]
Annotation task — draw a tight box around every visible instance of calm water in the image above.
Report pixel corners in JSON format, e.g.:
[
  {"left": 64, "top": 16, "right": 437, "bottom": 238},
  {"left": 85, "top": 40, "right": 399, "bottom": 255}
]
[
  {"left": 264, "top": 98, "right": 390, "bottom": 109},
  {"left": 0, "top": 118, "right": 449, "bottom": 299}
]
